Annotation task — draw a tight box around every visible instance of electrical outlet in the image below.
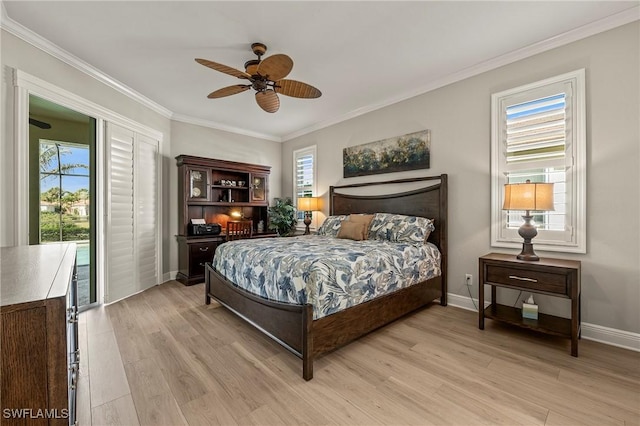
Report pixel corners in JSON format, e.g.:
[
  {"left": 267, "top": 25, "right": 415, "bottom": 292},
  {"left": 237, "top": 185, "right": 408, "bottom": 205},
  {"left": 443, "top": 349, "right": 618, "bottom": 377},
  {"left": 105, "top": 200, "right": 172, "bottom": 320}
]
[{"left": 465, "top": 274, "right": 473, "bottom": 286}]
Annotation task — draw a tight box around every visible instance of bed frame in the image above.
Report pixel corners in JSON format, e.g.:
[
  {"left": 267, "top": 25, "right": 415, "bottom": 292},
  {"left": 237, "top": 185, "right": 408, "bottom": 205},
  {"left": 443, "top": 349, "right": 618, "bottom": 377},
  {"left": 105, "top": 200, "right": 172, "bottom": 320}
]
[{"left": 205, "top": 175, "right": 447, "bottom": 380}]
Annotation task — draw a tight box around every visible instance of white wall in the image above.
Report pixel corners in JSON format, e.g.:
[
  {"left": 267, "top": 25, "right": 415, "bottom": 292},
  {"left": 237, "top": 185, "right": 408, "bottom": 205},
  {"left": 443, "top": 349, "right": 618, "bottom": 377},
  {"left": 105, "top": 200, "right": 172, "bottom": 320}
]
[
  {"left": 1, "top": 29, "right": 172, "bottom": 248},
  {"left": 168, "top": 120, "right": 282, "bottom": 275},
  {"left": 1, "top": 29, "right": 283, "bottom": 280},
  {"left": 282, "top": 22, "right": 640, "bottom": 334}
]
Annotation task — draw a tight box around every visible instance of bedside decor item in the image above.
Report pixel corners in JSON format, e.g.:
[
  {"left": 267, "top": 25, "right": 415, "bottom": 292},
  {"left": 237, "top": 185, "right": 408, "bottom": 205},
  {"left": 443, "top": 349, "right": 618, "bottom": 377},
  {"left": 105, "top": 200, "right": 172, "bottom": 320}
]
[
  {"left": 343, "top": 130, "right": 430, "bottom": 178},
  {"left": 502, "top": 180, "right": 554, "bottom": 261},
  {"left": 268, "top": 197, "right": 298, "bottom": 236},
  {"left": 522, "top": 294, "right": 539, "bottom": 320},
  {"left": 297, "top": 196, "right": 319, "bottom": 235},
  {"left": 479, "top": 253, "right": 581, "bottom": 357}
]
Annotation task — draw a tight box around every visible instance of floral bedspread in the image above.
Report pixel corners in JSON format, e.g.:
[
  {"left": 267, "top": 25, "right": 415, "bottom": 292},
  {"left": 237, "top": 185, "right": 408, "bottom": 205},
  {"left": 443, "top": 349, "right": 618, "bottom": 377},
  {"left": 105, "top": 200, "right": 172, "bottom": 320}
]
[{"left": 212, "top": 235, "right": 441, "bottom": 319}]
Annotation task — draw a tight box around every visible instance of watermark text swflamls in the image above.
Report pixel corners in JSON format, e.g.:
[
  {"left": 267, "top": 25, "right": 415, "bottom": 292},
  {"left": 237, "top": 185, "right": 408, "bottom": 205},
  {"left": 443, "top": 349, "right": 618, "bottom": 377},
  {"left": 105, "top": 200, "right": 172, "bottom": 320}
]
[{"left": 3, "top": 408, "right": 69, "bottom": 419}]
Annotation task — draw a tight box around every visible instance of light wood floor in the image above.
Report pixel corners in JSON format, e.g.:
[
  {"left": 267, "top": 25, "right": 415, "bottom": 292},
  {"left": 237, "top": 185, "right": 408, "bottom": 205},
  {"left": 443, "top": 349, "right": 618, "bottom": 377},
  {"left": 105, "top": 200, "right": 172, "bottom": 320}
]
[{"left": 78, "top": 280, "right": 640, "bottom": 425}]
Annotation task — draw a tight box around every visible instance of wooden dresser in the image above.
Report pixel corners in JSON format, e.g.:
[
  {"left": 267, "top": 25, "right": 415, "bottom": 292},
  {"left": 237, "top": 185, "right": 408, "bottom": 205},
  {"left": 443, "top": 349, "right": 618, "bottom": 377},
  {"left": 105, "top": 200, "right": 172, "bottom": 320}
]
[
  {"left": 175, "top": 155, "right": 276, "bottom": 285},
  {"left": 1, "top": 244, "right": 79, "bottom": 425}
]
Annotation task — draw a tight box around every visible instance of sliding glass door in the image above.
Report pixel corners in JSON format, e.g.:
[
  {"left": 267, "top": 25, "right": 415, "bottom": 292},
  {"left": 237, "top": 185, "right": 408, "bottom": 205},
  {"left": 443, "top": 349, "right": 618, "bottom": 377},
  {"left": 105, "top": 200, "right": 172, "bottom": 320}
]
[{"left": 29, "top": 95, "right": 97, "bottom": 307}]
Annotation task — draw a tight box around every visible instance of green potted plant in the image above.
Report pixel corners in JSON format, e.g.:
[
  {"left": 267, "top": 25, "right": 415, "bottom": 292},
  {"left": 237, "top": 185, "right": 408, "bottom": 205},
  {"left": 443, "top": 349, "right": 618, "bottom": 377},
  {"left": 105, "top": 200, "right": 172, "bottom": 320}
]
[{"left": 268, "top": 197, "right": 298, "bottom": 236}]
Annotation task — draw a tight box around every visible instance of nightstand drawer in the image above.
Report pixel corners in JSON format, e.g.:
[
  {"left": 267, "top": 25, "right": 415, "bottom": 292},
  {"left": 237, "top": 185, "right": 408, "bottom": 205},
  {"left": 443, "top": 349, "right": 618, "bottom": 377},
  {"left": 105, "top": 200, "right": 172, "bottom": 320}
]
[
  {"left": 189, "top": 242, "right": 217, "bottom": 276},
  {"left": 485, "top": 264, "right": 568, "bottom": 295}
]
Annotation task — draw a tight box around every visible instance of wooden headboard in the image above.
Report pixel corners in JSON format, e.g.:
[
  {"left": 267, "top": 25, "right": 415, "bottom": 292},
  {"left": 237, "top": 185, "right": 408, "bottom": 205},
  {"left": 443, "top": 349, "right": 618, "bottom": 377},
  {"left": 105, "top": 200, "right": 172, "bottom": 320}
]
[
  {"left": 330, "top": 175, "right": 448, "bottom": 299},
  {"left": 329, "top": 175, "right": 448, "bottom": 251}
]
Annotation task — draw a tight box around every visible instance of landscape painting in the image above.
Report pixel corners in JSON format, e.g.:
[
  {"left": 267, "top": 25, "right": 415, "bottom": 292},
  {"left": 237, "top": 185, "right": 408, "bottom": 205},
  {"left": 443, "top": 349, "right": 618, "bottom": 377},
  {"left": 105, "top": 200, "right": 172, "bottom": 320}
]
[{"left": 343, "top": 130, "right": 431, "bottom": 178}]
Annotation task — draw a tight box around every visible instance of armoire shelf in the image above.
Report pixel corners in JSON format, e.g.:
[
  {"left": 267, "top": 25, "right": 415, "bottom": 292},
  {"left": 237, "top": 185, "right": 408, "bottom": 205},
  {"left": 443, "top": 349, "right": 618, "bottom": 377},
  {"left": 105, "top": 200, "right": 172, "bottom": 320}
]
[{"left": 175, "top": 155, "right": 275, "bottom": 285}]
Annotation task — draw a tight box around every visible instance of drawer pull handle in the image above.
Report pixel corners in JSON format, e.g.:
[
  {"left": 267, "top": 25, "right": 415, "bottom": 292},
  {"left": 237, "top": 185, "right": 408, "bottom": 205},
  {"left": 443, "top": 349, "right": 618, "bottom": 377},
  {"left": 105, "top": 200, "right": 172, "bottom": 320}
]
[
  {"left": 509, "top": 275, "right": 538, "bottom": 283},
  {"left": 199, "top": 247, "right": 209, "bottom": 252},
  {"left": 198, "top": 262, "right": 205, "bottom": 267}
]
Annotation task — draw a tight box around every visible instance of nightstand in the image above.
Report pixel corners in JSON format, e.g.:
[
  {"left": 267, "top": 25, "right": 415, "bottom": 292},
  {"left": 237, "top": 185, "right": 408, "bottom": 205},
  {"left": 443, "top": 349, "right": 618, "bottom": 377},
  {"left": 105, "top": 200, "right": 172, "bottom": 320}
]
[{"left": 478, "top": 253, "right": 581, "bottom": 356}]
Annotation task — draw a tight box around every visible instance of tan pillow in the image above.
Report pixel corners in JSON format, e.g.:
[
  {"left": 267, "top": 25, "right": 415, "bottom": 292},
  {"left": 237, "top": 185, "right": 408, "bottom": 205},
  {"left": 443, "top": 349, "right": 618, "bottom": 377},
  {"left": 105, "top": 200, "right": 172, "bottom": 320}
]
[
  {"left": 347, "top": 214, "right": 374, "bottom": 239},
  {"left": 337, "top": 220, "right": 367, "bottom": 241}
]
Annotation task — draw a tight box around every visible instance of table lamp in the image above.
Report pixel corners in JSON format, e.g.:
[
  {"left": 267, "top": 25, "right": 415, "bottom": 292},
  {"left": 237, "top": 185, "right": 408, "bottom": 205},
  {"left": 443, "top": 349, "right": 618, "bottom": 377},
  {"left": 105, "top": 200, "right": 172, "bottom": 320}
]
[
  {"left": 297, "top": 197, "right": 319, "bottom": 235},
  {"left": 502, "top": 180, "right": 554, "bottom": 261}
]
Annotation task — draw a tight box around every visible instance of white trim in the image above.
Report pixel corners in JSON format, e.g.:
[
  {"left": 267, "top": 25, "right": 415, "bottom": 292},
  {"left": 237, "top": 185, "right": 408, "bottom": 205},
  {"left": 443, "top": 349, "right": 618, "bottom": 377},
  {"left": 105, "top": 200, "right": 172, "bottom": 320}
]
[
  {"left": 581, "top": 323, "right": 640, "bottom": 352},
  {"left": 2, "top": 2, "right": 636, "bottom": 143},
  {"left": 171, "top": 113, "right": 281, "bottom": 142},
  {"left": 282, "top": 7, "right": 639, "bottom": 141},
  {"left": 13, "top": 77, "right": 28, "bottom": 245},
  {"left": 293, "top": 145, "right": 318, "bottom": 232},
  {"left": 163, "top": 270, "right": 178, "bottom": 283},
  {"left": 95, "top": 118, "right": 106, "bottom": 305},
  {"left": 448, "top": 293, "right": 640, "bottom": 353},
  {"left": 15, "top": 70, "right": 163, "bottom": 141},
  {"left": 490, "top": 69, "right": 587, "bottom": 254},
  {"left": 13, "top": 69, "right": 164, "bottom": 305},
  {"left": 1, "top": 10, "right": 172, "bottom": 119},
  {"left": 447, "top": 292, "right": 490, "bottom": 312}
]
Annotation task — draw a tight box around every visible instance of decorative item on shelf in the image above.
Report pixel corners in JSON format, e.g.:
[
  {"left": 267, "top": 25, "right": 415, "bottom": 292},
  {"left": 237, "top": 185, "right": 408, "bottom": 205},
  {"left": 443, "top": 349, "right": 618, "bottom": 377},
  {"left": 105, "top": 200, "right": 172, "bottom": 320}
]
[
  {"left": 522, "top": 295, "right": 539, "bottom": 320},
  {"left": 257, "top": 220, "right": 264, "bottom": 233},
  {"left": 502, "top": 179, "right": 554, "bottom": 261},
  {"left": 297, "top": 197, "right": 319, "bottom": 235},
  {"left": 268, "top": 197, "right": 297, "bottom": 236},
  {"left": 238, "top": 180, "right": 246, "bottom": 187}
]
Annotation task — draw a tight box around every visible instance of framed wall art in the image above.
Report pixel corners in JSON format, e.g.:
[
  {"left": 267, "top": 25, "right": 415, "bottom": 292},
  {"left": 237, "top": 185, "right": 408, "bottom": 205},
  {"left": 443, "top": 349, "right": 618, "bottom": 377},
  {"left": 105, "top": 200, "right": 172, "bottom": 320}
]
[{"left": 343, "top": 130, "right": 430, "bottom": 178}]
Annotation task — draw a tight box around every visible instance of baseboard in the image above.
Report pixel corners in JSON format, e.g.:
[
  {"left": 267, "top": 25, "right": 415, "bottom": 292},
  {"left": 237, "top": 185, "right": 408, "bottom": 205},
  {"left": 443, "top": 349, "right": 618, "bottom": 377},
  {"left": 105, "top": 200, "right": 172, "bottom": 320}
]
[
  {"left": 581, "top": 322, "right": 640, "bottom": 352},
  {"left": 446, "top": 292, "right": 640, "bottom": 353},
  {"left": 163, "top": 270, "right": 178, "bottom": 283},
  {"left": 447, "top": 292, "right": 490, "bottom": 312}
]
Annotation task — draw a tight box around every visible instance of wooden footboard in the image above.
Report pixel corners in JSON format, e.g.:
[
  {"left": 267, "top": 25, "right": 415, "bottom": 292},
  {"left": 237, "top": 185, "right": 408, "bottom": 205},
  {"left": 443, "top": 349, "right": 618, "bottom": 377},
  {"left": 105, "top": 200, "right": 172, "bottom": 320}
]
[
  {"left": 205, "top": 263, "right": 314, "bottom": 378},
  {"left": 205, "top": 174, "right": 447, "bottom": 380},
  {"left": 206, "top": 262, "right": 441, "bottom": 380}
]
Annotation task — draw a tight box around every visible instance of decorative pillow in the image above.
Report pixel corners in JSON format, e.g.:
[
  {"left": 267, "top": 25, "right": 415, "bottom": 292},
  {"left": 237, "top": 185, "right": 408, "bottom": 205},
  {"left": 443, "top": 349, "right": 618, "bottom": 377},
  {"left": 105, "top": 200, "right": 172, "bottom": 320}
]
[
  {"left": 347, "top": 214, "right": 374, "bottom": 239},
  {"left": 369, "top": 213, "right": 435, "bottom": 245},
  {"left": 337, "top": 220, "right": 367, "bottom": 241},
  {"left": 317, "top": 215, "right": 348, "bottom": 237}
]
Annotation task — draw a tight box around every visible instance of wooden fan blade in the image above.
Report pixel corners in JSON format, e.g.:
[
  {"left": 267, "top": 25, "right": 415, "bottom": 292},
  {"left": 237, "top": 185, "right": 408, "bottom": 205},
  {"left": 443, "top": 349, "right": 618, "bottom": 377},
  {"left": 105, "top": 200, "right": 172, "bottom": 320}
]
[
  {"left": 275, "top": 79, "right": 322, "bottom": 99},
  {"left": 29, "top": 117, "right": 52, "bottom": 129},
  {"left": 195, "top": 58, "right": 251, "bottom": 80},
  {"left": 207, "top": 85, "right": 251, "bottom": 99},
  {"left": 256, "top": 54, "right": 293, "bottom": 81},
  {"left": 255, "top": 90, "right": 280, "bottom": 113}
]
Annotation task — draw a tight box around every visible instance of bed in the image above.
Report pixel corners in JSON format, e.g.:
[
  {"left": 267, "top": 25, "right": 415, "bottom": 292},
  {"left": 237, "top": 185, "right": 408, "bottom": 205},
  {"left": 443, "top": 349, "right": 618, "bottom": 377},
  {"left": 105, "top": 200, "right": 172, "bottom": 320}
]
[{"left": 205, "top": 175, "right": 448, "bottom": 380}]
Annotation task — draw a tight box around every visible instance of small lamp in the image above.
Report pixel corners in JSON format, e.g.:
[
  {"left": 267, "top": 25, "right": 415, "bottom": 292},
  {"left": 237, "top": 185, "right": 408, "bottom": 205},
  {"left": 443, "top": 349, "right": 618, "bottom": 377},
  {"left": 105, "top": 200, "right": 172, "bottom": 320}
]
[
  {"left": 503, "top": 180, "right": 554, "bottom": 261},
  {"left": 297, "top": 197, "right": 319, "bottom": 235}
]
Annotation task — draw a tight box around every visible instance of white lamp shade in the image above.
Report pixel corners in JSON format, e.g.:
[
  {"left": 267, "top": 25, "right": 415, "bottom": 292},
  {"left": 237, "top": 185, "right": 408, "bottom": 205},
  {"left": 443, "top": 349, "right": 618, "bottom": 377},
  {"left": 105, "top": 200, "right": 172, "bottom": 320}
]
[
  {"left": 298, "top": 197, "right": 319, "bottom": 211},
  {"left": 503, "top": 182, "right": 554, "bottom": 211}
]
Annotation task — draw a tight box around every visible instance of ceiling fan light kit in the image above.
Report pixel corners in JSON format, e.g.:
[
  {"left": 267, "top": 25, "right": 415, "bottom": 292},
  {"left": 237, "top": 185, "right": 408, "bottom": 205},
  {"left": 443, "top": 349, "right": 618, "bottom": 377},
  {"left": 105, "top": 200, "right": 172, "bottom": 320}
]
[{"left": 196, "top": 42, "right": 321, "bottom": 113}]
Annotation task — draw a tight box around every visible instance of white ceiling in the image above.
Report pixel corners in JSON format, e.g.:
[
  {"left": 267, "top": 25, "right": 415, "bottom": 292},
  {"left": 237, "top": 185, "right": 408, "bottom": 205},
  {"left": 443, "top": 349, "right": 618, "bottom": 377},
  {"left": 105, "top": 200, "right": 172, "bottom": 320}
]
[{"left": 3, "top": 1, "right": 638, "bottom": 141}]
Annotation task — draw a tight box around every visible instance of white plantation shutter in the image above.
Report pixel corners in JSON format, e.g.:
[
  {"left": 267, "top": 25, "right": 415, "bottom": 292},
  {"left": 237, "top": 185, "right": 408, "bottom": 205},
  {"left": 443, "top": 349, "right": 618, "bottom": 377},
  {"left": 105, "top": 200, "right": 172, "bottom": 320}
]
[
  {"left": 135, "top": 134, "right": 159, "bottom": 291},
  {"left": 106, "top": 123, "right": 159, "bottom": 302},
  {"left": 293, "top": 146, "right": 317, "bottom": 226},
  {"left": 504, "top": 93, "right": 568, "bottom": 232},
  {"left": 491, "top": 69, "right": 586, "bottom": 253},
  {"left": 106, "top": 123, "right": 135, "bottom": 302}
]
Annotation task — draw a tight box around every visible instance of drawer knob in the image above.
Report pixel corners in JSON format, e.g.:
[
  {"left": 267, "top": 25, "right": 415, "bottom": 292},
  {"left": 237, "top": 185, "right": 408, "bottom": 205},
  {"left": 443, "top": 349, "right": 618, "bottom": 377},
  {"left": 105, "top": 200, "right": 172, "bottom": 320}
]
[
  {"left": 509, "top": 275, "right": 538, "bottom": 283},
  {"left": 199, "top": 247, "right": 209, "bottom": 252}
]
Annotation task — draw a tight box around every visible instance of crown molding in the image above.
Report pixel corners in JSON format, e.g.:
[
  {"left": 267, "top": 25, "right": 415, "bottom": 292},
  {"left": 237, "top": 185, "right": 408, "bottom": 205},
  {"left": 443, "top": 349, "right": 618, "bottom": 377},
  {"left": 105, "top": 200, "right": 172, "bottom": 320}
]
[
  {"left": 282, "top": 6, "right": 639, "bottom": 141},
  {"left": 2, "top": 3, "right": 637, "bottom": 143},
  {"left": 1, "top": 7, "right": 173, "bottom": 119},
  {"left": 171, "top": 113, "right": 281, "bottom": 142}
]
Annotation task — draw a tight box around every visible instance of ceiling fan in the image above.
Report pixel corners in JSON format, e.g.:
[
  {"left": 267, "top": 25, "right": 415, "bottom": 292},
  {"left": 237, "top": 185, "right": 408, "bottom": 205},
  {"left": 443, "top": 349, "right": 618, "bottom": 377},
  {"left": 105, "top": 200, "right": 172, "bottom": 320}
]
[
  {"left": 29, "top": 117, "right": 52, "bottom": 129},
  {"left": 195, "top": 42, "right": 321, "bottom": 113}
]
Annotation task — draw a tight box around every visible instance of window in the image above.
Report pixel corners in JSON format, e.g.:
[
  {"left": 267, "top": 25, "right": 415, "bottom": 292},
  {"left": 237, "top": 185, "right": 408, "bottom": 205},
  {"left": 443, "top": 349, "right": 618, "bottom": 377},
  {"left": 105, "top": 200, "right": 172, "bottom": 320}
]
[
  {"left": 491, "top": 69, "right": 586, "bottom": 253},
  {"left": 293, "top": 145, "right": 317, "bottom": 229},
  {"left": 39, "top": 140, "right": 90, "bottom": 243}
]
